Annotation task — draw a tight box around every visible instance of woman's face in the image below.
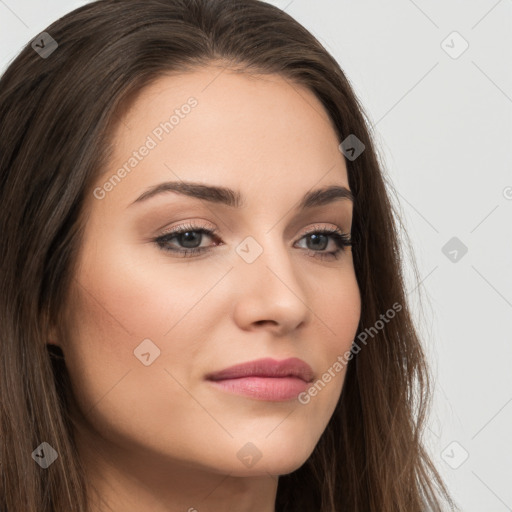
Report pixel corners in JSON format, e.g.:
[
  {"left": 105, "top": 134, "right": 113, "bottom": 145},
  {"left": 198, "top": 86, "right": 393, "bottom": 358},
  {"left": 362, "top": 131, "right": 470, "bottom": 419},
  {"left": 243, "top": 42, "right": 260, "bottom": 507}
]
[{"left": 55, "top": 66, "right": 361, "bottom": 481}]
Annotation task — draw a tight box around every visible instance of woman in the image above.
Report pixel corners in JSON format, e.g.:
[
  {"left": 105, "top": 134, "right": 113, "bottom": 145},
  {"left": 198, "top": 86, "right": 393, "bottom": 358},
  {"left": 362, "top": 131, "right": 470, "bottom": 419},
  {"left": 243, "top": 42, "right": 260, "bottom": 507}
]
[{"left": 0, "top": 0, "right": 456, "bottom": 510}]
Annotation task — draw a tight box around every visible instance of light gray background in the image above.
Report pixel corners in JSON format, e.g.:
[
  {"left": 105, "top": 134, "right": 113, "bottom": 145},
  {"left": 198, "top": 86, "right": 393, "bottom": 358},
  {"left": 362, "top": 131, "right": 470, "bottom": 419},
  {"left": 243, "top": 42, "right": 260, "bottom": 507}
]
[{"left": 1, "top": 1, "right": 511, "bottom": 510}]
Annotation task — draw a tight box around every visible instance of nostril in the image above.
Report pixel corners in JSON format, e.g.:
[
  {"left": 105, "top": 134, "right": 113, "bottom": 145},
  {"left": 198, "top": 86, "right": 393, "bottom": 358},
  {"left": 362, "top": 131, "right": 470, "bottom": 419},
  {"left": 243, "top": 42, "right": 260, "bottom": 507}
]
[{"left": 254, "top": 320, "right": 278, "bottom": 326}]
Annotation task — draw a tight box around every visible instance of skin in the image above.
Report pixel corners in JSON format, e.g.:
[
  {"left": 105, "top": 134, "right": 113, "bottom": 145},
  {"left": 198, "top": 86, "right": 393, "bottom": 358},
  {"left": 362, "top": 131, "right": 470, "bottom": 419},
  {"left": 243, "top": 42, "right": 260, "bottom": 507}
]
[{"left": 50, "top": 64, "right": 361, "bottom": 512}]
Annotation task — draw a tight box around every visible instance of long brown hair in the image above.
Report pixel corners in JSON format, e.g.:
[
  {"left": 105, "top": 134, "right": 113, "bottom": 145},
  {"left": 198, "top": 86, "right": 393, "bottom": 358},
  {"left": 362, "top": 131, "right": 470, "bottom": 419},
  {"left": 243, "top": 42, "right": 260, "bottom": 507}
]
[{"left": 0, "top": 0, "right": 456, "bottom": 510}]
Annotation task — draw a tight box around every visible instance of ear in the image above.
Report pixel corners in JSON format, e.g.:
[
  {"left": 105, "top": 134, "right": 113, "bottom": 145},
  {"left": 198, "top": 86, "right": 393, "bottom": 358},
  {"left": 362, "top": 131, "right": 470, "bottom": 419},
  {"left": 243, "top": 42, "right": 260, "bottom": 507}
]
[
  {"left": 47, "top": 323, "right": 62, "bottom": 347},
  {"left": 45, "top": 309, "right": 64, "bottom": 349}
]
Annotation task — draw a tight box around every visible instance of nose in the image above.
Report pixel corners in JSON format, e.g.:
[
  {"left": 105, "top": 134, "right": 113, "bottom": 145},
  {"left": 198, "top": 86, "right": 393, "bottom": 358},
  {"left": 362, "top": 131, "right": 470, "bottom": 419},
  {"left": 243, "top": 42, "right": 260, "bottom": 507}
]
[{"left": 231, "top": 234, "right": 311, "bottom": 335}]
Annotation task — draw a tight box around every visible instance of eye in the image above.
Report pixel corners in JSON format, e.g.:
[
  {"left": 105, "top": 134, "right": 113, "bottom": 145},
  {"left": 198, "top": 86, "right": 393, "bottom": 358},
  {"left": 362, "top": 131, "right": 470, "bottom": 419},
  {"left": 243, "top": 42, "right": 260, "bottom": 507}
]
[
  {"left": 154, "top": 221, "right": 220, "bottom": 258},
  {"left": 296, "top": 225, "right": 352, "bottom": 260},
  {"left": 154, "top": 222, "right": 352, "bottom": 260}
]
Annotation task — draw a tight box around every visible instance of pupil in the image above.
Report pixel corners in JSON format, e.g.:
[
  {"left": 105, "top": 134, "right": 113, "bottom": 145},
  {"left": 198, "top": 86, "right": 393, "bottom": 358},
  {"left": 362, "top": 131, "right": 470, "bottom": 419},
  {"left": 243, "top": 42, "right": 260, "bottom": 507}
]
[
  {"left": 308, "top": 233, "right": 327, "bottom": 250},
  {"left": 181, "top": 231, "right": 201, "bottom": 248}
]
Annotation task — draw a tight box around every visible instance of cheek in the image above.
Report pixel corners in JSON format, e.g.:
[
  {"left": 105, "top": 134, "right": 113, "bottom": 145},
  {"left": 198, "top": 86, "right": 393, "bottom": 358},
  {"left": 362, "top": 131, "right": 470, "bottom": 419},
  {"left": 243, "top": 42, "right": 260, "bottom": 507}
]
[
  {"left": 61, "top": 274, "right": 208, "bottom": 457},
  {"left": 310, "top": 262, "right": 361, "bottom": 351},
  {"left": 60, "top": 242, "right": 226, "bottom": 439},
  {"left": 70, "top": 234, "right": 219, "bottom": 340},
  {"left": 299, "top": 267, "right": 361, "bottom": 402}
]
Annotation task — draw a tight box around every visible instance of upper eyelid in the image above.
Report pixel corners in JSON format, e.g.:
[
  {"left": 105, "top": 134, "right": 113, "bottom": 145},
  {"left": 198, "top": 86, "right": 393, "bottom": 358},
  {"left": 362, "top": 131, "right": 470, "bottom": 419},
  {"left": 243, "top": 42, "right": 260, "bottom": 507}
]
[{"left": 158, "top": 223, "right": 349, "bottom": 241}]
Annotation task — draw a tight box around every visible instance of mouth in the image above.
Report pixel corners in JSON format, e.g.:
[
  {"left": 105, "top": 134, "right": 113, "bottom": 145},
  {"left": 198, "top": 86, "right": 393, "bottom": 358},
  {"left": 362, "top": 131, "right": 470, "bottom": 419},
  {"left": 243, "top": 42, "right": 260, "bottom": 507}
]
[{"left": 205, "top": 357, "right": 314, "bottom": 401}]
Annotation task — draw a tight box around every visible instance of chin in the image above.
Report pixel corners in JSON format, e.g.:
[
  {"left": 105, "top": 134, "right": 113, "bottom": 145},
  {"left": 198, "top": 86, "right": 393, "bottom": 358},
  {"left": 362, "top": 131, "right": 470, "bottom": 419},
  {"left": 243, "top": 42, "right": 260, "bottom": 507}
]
[{"left": 213, "top": 443, "right": 314, "bottom": 477}]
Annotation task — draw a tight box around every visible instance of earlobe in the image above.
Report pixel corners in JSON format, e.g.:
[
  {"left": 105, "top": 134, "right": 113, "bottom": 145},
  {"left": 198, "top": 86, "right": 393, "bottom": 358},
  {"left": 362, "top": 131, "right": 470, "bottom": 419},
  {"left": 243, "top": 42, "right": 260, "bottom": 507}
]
[
  {"left": 46, "top": 323, "right": 63, "bottom": 348},
  {"left": 47, "top": 337, "right": 62, "bottom": 348}
]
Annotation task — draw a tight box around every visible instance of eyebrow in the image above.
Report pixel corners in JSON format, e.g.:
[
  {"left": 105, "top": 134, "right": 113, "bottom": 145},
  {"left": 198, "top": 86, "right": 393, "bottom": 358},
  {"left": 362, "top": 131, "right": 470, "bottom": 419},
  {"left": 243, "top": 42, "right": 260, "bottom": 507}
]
[{"left": 128, "top": 181, "right": 354, "bottom": 209}]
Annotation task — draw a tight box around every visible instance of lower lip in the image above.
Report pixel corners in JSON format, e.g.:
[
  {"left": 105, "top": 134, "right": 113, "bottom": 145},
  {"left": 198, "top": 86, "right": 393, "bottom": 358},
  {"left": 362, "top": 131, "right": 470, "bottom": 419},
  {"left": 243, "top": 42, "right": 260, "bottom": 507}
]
[{"left": 207, "top": 376, "right": 309, "bottom": 401}]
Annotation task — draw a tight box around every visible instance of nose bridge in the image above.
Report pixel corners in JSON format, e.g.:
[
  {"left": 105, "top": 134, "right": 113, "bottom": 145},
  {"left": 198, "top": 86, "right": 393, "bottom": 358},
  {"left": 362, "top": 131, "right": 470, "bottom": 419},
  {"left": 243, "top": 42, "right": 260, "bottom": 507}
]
[
  {"left": 234, "top": 228, "right": 306, "bottom": 301},
  {"left": 228, "top": 218, "right": 313, "bottom": 333}
]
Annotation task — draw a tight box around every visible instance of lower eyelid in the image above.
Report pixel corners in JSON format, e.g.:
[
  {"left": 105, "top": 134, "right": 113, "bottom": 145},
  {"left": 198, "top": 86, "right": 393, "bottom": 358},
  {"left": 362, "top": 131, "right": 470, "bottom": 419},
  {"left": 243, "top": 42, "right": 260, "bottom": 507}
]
[
  {"left": 158, "top": 229, "right": 344, "bottom": 245},
  {"left": 155, "top": 230, "right": 349, "bottom": 260}
]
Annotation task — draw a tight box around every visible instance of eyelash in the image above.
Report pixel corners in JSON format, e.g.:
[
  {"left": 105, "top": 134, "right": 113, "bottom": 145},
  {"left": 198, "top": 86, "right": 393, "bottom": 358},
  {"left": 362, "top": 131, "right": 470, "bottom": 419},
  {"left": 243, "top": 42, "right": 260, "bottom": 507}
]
[{"left": 154, "top": 221, "right": 352, "bottom": 261}]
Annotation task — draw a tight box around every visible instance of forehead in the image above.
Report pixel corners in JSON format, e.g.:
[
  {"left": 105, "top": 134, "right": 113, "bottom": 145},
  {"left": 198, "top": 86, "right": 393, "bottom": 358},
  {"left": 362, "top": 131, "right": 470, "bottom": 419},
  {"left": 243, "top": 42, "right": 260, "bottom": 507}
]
[{"left": 95, "top": 65, "right": 349, "bottom": 209}]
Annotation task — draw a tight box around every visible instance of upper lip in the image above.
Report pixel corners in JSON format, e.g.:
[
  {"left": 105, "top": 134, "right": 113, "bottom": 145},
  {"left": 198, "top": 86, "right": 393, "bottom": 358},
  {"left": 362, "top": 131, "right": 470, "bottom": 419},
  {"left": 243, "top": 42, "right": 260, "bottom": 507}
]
[{"left": 205, "top": 357, "right": 314, "bottom": 383}]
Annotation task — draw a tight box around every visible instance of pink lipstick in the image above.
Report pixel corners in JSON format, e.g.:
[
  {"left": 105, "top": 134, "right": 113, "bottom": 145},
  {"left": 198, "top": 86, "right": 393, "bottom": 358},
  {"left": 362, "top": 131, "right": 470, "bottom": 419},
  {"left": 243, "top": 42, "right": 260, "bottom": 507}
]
[{"left": 205, "top": 357, "right": 314, "bottom": 401}]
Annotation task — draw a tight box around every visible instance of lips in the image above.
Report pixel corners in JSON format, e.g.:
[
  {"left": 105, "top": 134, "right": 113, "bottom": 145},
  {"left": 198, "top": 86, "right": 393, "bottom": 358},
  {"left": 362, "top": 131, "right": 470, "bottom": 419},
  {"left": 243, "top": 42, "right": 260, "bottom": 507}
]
[{"left": 205, "top": 357, "right": 314, "bottom": 383}]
